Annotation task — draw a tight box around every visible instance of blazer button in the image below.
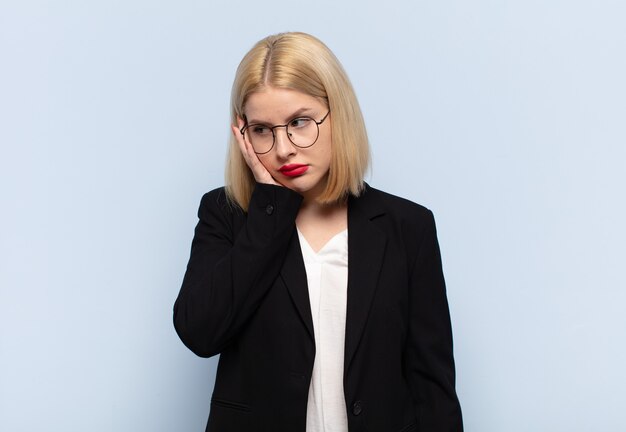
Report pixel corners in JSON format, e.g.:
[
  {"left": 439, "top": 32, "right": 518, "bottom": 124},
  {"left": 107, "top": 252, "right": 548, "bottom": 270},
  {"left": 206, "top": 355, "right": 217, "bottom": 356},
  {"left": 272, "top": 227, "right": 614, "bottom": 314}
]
[
  {"left": 352, "top": 401, "right": 362, "bottom": 416},
  {"left": 265, "top": 204, "right": 274, "bottom": 215}
]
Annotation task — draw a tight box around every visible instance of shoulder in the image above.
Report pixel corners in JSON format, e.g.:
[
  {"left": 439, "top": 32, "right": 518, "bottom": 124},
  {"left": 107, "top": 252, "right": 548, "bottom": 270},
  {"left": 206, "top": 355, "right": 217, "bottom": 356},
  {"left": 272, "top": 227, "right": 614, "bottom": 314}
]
[
  {"left": 200, "top": 187, "right": 229, "bottom": 210},
  {"left": 357, "top": 185, "right": 440, "bottom": 265},
  {"left": 359, "top": 184, "right": 435, "bottom": 226},
  {"left": 197, "top": 186, "right": 244, "bottom": 221}
]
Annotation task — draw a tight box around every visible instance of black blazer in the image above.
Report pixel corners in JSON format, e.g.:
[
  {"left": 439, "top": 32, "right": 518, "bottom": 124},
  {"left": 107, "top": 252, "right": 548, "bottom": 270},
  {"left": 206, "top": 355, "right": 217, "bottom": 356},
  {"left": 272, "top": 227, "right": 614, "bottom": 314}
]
[{"left": 174, "top": 183, "right": 463, "bottom": 432}]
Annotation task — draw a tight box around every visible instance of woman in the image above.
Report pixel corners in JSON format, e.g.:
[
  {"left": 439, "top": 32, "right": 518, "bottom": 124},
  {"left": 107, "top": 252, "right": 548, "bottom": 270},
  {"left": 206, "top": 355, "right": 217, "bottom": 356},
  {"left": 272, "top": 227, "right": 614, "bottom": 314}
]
[{"left": 174, "top": 32, "right": 463, "bottom": 432}]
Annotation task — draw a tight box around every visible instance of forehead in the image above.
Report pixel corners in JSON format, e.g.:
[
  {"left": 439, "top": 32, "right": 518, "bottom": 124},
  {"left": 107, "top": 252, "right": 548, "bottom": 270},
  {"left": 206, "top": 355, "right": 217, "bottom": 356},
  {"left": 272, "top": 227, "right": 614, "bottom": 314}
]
[{"left": 244, "top": 87, "right": 325, "bottom": 123}]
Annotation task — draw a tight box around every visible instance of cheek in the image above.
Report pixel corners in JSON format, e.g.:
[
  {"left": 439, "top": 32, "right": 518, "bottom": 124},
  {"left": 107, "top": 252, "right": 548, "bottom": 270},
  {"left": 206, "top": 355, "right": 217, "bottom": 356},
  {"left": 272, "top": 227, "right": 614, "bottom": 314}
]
[
  {"left": 321, "top": 137, "right": 333, "bottom": 165},
  {"left": 322, "top": 146, "right": 332, "bottom": 166},
  {"left": 257, "top": 154, "right": 273, "bottom": 171}
]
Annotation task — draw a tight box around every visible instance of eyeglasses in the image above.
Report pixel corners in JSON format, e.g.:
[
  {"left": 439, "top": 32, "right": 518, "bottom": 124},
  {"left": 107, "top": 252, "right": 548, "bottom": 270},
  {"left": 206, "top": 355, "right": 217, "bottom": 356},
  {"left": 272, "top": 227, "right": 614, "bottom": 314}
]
[{"left": 240, "top": 110, "right": 331, "bottom": 154}]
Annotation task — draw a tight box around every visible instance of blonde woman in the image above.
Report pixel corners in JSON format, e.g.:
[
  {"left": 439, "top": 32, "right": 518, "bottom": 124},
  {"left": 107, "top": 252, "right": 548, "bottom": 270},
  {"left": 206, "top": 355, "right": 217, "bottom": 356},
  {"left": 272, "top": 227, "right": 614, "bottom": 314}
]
[{"left": 174, "top": 32, "right": 463, "bottom": 432}]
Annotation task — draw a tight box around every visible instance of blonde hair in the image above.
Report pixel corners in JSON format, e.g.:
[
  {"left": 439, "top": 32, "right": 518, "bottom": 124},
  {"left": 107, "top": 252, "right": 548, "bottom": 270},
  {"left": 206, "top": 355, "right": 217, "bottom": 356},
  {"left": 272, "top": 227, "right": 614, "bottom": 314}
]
[{"left": 225, "top": 32, "right": 370, "bottom": 210}]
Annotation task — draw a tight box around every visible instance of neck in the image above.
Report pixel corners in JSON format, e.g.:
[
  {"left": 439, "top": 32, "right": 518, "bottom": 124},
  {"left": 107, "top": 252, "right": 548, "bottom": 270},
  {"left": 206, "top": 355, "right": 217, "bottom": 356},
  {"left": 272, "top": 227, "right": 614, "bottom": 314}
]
[
  {"left": 298, "top": 196, "right": 347, "bottom": 216},
  {"left": 296, "top": 195, "right": 348, "bottom": 248}
]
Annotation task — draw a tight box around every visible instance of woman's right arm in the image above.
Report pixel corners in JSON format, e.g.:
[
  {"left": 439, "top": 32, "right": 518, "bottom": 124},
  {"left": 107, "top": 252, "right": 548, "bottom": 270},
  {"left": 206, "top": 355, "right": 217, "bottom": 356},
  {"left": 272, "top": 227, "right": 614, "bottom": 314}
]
[{"left": 173, "top": 184, "right": 302, "bottom": 358}]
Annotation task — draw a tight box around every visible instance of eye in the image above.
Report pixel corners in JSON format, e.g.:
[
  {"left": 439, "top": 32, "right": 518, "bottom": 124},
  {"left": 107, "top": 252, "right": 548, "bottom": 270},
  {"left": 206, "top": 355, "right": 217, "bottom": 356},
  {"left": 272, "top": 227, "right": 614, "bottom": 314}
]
[
  {"left": 250, "top": 124, "right": 271, "bottom": 136},
  {"left": 289, "top": 117, "right": 312, "bottom": 129}
]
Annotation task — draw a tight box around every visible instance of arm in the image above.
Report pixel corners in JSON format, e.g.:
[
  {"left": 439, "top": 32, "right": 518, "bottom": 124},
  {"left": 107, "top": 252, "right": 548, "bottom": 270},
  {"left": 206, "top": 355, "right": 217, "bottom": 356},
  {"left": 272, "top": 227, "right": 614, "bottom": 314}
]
[
  {"left": 405, "top": 210, "right": 463, "bottom": 431},
  {"left": 173, "top": 184, "right": 302, "bottom": 357}
]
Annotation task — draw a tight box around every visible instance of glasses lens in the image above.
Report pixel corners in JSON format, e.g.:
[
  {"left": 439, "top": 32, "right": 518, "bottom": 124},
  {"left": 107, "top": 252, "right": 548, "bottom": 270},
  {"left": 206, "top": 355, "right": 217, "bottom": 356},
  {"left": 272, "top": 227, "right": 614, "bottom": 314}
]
[
  {"left": 287, "top": 118, "right": 319, "bottom": 148},
  {"left": 244, "top": 124, "right": 274, "bottom": 154}
]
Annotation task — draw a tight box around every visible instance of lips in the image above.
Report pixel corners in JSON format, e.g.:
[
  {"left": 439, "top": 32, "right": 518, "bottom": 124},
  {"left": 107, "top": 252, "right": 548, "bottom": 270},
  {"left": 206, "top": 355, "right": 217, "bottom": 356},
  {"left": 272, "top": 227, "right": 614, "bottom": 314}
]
[{"left": 278, "top": 164, "right": 309, "bottom": 177}]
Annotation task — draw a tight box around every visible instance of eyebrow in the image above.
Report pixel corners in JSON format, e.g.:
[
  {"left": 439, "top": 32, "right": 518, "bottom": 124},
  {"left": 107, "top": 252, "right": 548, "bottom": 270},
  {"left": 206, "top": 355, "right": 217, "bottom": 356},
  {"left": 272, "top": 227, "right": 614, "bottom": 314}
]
[{"left": 247, "top": 107, "right": 316, "bottom": 125}]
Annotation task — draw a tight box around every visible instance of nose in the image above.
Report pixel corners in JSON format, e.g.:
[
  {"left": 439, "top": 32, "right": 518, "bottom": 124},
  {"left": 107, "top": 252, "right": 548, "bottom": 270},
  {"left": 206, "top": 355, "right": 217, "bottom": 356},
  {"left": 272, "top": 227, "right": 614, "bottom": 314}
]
[{"left": 274, "top": 126, "right": 296, "bottom": 159}]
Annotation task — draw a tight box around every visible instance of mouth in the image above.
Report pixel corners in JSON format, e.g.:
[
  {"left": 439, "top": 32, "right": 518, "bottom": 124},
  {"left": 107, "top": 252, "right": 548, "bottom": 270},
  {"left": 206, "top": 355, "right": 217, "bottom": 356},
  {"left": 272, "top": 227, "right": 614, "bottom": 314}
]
[{"left": 278, "top": 164, "right": 309, "bottom": 177}]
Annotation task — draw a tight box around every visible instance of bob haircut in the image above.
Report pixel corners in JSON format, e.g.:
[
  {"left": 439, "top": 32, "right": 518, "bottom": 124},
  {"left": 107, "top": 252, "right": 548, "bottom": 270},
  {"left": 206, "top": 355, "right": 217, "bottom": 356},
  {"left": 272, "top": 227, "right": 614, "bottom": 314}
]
[{"left": 225, "top": 32, "right": 370, "bottom": 211}]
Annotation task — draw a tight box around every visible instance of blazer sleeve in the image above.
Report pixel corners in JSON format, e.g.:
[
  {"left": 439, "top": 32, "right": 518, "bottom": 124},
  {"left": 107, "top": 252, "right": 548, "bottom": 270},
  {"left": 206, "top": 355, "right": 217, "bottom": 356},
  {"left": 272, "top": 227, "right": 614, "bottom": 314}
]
[
  {"left": 173, "top": 184, "right": 303, "bottom": 358},
  {"left": 405, "top": 210, "right": 463, "bottom": 431}
]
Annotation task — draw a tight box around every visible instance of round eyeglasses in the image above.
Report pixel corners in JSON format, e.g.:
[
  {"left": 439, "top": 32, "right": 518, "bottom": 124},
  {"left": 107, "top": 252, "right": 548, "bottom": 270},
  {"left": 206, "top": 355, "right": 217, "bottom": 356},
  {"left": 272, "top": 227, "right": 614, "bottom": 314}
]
[{"left": 240, "top": 110, "right": 331, "bottom": 155}]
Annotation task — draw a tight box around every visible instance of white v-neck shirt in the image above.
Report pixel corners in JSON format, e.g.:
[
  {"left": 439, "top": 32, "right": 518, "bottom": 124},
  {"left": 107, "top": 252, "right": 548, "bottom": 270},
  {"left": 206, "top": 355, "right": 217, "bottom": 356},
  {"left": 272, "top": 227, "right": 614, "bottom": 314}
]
[{"left": 297, "top": 228, "right": 349, "bottom": 432}]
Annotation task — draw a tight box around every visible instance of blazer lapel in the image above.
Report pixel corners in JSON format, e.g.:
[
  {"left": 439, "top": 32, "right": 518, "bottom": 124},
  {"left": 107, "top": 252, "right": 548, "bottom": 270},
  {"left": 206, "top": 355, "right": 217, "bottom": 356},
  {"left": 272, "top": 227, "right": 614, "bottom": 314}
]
[
  {"left": 278, "top": 185, "right": 387, "bottom": 364},
  {"left": 344, "top": 185, "right": 387, "bottom": 371},
  {"left": 280, "top": 230, "right": 315, "bottom": 342}
]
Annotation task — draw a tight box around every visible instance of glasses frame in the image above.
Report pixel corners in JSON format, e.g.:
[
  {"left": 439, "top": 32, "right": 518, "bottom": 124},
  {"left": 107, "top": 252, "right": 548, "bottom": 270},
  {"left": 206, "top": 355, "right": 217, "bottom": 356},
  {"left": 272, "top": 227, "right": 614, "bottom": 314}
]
[{"left": 240, "top": 110, "right": 331, "bottom": 155}]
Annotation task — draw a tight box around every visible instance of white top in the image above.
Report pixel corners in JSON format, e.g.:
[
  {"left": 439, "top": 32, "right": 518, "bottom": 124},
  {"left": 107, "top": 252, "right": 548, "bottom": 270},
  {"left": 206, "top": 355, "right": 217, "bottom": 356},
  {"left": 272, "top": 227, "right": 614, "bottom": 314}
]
[{"left": 297, "top": 228, "right": 349, "bottom": 432}]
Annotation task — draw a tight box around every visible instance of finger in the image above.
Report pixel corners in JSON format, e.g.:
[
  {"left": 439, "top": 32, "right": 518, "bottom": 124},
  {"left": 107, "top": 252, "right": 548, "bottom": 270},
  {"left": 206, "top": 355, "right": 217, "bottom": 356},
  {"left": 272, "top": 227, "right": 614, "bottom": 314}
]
[
  {"left": 231, "top": 124, "right": 249, "bottom": 161},
  {"left": 232, "top": 123, "right": 257, "bottom": 167},
  {"left": 234, "top": 117, "right": 258, "bottom": 161},
  {"left": 236, "top": 115, "right": 246, "bottom": 131}
]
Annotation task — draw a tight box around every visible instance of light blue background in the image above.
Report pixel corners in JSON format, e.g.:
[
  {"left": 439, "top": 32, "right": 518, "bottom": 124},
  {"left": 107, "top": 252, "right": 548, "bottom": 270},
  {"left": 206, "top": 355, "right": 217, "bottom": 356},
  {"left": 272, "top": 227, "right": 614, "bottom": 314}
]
[{"left": 1, "top": 1, "right": 625, "bottom": 431}]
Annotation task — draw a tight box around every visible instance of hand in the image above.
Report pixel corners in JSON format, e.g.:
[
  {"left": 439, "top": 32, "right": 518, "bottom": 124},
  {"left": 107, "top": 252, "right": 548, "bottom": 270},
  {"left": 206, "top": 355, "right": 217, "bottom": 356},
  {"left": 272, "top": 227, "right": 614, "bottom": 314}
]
[{"left": 232, "top": 118, "right": 281, "bottom": 186}]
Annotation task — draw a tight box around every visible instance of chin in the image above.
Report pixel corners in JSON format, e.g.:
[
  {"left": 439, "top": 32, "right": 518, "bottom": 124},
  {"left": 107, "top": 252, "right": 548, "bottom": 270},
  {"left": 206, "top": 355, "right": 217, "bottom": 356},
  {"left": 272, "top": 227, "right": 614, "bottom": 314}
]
[{"left": 276, "top": 169, "right": 328, "bottom": 198}]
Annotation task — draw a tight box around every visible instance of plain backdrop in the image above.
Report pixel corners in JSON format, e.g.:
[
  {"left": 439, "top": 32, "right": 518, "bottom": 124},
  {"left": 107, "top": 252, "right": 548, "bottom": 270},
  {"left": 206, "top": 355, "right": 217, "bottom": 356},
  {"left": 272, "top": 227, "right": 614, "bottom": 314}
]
[{"left": 1, "top": 1, "right": 625, "bottom": 431}]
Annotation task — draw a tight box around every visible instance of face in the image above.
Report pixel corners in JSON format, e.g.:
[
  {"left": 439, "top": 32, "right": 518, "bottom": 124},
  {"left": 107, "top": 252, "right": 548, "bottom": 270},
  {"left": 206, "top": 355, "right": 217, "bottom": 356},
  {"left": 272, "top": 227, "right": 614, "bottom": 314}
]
[{"left": 242, "top": 87, "right": 332, "bottom": 202}]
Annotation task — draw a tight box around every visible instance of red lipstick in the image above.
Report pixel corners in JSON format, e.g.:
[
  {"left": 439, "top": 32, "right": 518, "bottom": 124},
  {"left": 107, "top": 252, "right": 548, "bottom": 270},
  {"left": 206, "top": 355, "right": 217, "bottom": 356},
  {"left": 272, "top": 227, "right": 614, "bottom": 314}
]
[{"left": 279, "top": 164, "right": 309, "bottom": 177}]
